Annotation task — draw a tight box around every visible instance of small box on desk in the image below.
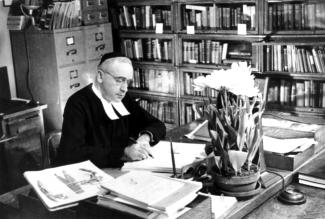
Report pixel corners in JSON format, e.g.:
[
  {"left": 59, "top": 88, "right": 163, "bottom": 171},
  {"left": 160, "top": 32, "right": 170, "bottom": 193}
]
[{"left": 264, "top": 144, "right": 315, "bottom": 171}]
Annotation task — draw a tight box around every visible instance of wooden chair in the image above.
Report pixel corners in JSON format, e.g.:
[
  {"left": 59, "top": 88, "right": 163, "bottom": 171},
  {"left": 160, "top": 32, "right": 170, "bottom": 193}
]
[{"left": 45, "top": 131, "right": 61, "bottom": 168}]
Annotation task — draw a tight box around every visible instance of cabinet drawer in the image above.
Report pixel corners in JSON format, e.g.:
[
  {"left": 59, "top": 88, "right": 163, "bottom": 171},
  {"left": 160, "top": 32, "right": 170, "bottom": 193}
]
[
  {"left": 81, "top": 0, "right": 108, "bottom": 11},
  {"left": 58, "top": 64, "right": 89, "bottom": 103},
  {"left": 82, "top": 10, "right": 109, "bottom": 26},
  {"left": 54, "top": 29, "right": 86, "bottom": 66},
  {"left": 85, "top": 23, "right": 113, "bottom": 60},
  {"left": 6, "top": 112, "right": 42, "bottom": 137}
]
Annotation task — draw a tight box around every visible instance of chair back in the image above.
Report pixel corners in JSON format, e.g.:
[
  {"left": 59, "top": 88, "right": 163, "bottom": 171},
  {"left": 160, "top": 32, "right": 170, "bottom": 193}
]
[{"left": 45, "top": 131, "right": 61, "bottom": 167}]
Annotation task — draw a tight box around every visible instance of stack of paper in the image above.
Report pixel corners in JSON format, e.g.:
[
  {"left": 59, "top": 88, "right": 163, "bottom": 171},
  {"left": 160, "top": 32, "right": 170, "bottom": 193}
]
[
  {"left": 100, "top": 171, "right": 202, "bottom": 218},
  {"left": 122, "top": 141, "right": 206, "bottom": 174}
]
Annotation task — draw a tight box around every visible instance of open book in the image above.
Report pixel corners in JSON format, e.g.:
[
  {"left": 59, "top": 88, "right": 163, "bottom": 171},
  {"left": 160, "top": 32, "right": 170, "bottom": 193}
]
[
  {"left": 23, "top": 160, "right": 114, "bottom": 211},
  {"left": 101, "top": 171, "right": 202, "bottom": 216},
  {"left": 121, "top": 140, "right": 206, "bottom": 174}
]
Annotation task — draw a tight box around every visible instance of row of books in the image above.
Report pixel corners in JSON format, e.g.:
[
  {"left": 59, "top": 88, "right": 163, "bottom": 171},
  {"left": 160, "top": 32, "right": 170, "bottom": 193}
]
[
  {"left": 130, "top": 68, "right": 175, "bottom": 94},
  {"left": 121, "top": 39, "right": 173, "bottom": 62},
  {"left": 267, "top": 3, "right": 325, "bottom": 31},
  {"left": 138, "top": 99, "right": 175, "bottom": 124},
  {"left": 184, "top": 103, "right": 204, "bottom": 124},
  {"left": 183, "top": 40, "right": 228, "bottom": 64},
  {"left": 183, "top": 72, "right": 218, "bottom": 97},
  {"left": 182, "top": 4, "right": 256, "bottom": 30},
  {"left": 267, "top": 79, "right": 325, "bottom": 108},
  {"left": 118, "top": 5, "right": 172, "bottom": 30},
  {"left": 264, "top": 45, "right": 325, "bottom": 73}
]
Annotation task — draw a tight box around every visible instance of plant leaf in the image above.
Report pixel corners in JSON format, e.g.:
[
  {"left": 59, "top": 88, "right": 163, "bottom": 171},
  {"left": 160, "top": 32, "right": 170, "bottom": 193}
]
[{"left": 228, "top": 150, "right": 248, "bottom": 175}]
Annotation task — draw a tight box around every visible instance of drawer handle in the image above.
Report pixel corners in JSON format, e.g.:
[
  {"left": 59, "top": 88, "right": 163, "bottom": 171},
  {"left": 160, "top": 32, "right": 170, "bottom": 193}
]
[
  {"left": 70, "top": 83, "right": 80, "bottom": 89},
  {"left": 70, "top": 70, "right": 79, "bottom": 79},
  {"left": 96, "top": 44, "right": 105, "bottom": 51},
  {"left": 87, "top": 14, "right": 96, "bottom": 20},
  {"left": 95, "top": 32, "right": 103, "bottom": 41},
  {"left": 66, "top": 49, "right": 77, "bottom": 56},
  {"left": 87, "top": 1, "right": 95, "bottom": 6},
  {"left": 100, "top": 12, "right": 107, "bottom": 18}
]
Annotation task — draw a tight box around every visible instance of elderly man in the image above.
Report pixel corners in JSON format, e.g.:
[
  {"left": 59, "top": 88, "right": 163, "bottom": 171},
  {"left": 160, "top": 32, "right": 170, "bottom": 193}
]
[{"left": 56, "top": 52, "right": 166, "bottom": 167}]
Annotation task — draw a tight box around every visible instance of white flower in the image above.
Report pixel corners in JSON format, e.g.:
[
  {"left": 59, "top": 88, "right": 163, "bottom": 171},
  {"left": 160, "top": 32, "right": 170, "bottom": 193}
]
[{"left": 193, "top": 62, "right": 261, "bottom": 97}]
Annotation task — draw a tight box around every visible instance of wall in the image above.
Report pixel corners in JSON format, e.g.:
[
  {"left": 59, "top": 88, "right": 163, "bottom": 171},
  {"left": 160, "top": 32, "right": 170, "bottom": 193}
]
[{"left": 0, "top": 2, "right": 16, "bottom": 97}]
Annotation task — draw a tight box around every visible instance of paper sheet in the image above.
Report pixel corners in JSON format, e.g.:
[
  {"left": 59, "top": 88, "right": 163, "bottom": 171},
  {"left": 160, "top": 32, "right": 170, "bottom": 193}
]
[{"left": 263, "top": 136, "right": 316, "bottom": 154}]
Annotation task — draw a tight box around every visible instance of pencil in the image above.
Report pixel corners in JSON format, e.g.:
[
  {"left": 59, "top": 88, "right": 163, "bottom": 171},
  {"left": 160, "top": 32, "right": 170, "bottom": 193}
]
[{"left": 170, "top": 137, "right": 177, "bottom": 178}]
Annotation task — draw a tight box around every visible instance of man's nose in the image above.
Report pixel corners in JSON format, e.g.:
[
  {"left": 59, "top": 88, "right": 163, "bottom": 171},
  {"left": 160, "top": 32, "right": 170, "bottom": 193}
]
[{"left": 120, "top": 81, "right": 128, "bottom": 91}]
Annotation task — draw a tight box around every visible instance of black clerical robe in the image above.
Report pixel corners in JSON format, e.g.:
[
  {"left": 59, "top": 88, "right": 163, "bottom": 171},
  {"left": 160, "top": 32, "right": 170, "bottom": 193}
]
[{"left": 56, "top": 84, "right": 166, "bottom": 168}]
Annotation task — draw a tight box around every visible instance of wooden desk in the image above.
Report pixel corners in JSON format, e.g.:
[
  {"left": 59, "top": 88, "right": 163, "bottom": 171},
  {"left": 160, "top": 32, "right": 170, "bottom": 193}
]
[
  {"left": 0, "top": 99, "right": 47, "bottom": 193},
  {"left": 0, "top": 119, "right": 324, "bottom": 218},
  {"left": 244, "top": 182, "right": 325, "bottom": 219}
]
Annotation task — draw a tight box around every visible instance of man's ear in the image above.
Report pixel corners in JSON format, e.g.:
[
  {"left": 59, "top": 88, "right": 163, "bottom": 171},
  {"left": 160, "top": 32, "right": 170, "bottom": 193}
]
[{"left": 97, "top": 70, "right": 104, "bottom": 83}]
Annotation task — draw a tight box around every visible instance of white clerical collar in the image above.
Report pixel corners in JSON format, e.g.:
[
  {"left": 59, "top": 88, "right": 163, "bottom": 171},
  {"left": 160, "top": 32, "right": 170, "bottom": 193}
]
[{"left": 92, "top": 84, "right": 130, "bottom": 120}]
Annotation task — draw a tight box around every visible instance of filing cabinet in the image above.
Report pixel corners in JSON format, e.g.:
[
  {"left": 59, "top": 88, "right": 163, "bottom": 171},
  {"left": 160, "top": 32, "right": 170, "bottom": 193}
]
[{"left": 10, "top": 23, "right": 113, "bottom": 132}]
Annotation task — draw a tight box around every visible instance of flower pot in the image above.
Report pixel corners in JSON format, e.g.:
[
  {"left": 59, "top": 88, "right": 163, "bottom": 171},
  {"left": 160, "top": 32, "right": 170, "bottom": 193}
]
[{"left": 210, "top": 164, "right": 260, "bottom": 193}]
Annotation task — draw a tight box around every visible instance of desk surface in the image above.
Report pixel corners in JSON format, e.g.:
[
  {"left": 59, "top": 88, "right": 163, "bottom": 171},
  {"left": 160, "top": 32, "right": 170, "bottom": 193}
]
[
  {"left": 244, "top": 182, "right": 325, "bottom": 219},
  {"left": 0, "top": 99, "right": 47, "bottom": 119},
  {"left": 0, "top": 119, "right": 324, "bottom": 218}
]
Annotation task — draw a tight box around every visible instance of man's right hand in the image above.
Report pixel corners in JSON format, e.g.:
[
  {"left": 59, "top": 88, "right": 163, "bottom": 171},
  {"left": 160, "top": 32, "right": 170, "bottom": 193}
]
[{"left": 123, "top": 142, "right": 152, "bottom": 161}]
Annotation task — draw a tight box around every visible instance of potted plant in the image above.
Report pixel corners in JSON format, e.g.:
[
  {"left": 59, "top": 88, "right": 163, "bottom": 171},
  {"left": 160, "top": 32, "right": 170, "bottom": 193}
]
[{"left": 193, "top": 62, "right": 265, "bottom": 198}]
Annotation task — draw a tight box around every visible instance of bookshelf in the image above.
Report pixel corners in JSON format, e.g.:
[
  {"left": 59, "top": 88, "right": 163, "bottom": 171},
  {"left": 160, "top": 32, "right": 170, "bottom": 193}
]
[
  {"left": 112, "top": 0, "right": 325, "bottom": 125},
  {"left": 112, "top": 0, "right": 179, "bottom": 129},
  {"left": 111, "top": 0, "right": 265, "bottom": 127},
  {"left": 261, "top": 0, "right": 325, "bottom": 121},
  {"left": 176, "top": 0, "right": 263, "bottom": 125}
]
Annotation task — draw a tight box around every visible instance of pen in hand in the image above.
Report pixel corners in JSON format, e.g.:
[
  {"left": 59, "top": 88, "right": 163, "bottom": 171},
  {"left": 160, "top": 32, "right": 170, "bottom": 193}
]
[{"left": 129, "top": 137, "right": 154, "bottom": 159}]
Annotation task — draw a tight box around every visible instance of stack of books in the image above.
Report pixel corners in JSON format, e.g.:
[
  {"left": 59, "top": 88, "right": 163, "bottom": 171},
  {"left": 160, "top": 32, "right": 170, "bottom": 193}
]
[
  {"left": 298, "top": 151, "right": 325, "bottom": 189},
  {"left": 99, "top": 171, "right": 202, "bottom": 218}
]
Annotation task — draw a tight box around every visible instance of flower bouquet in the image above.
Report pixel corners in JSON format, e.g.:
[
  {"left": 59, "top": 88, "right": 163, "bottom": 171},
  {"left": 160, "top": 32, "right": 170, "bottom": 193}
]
[{"left": 193, "top": 62, "right": 265, "bottom": 197}]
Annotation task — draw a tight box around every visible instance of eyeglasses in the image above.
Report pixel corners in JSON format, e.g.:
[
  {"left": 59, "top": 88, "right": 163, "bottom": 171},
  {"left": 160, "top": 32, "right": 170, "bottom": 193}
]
[{"left": 99, "top": 69, "right": 133, "bottom": 86}]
